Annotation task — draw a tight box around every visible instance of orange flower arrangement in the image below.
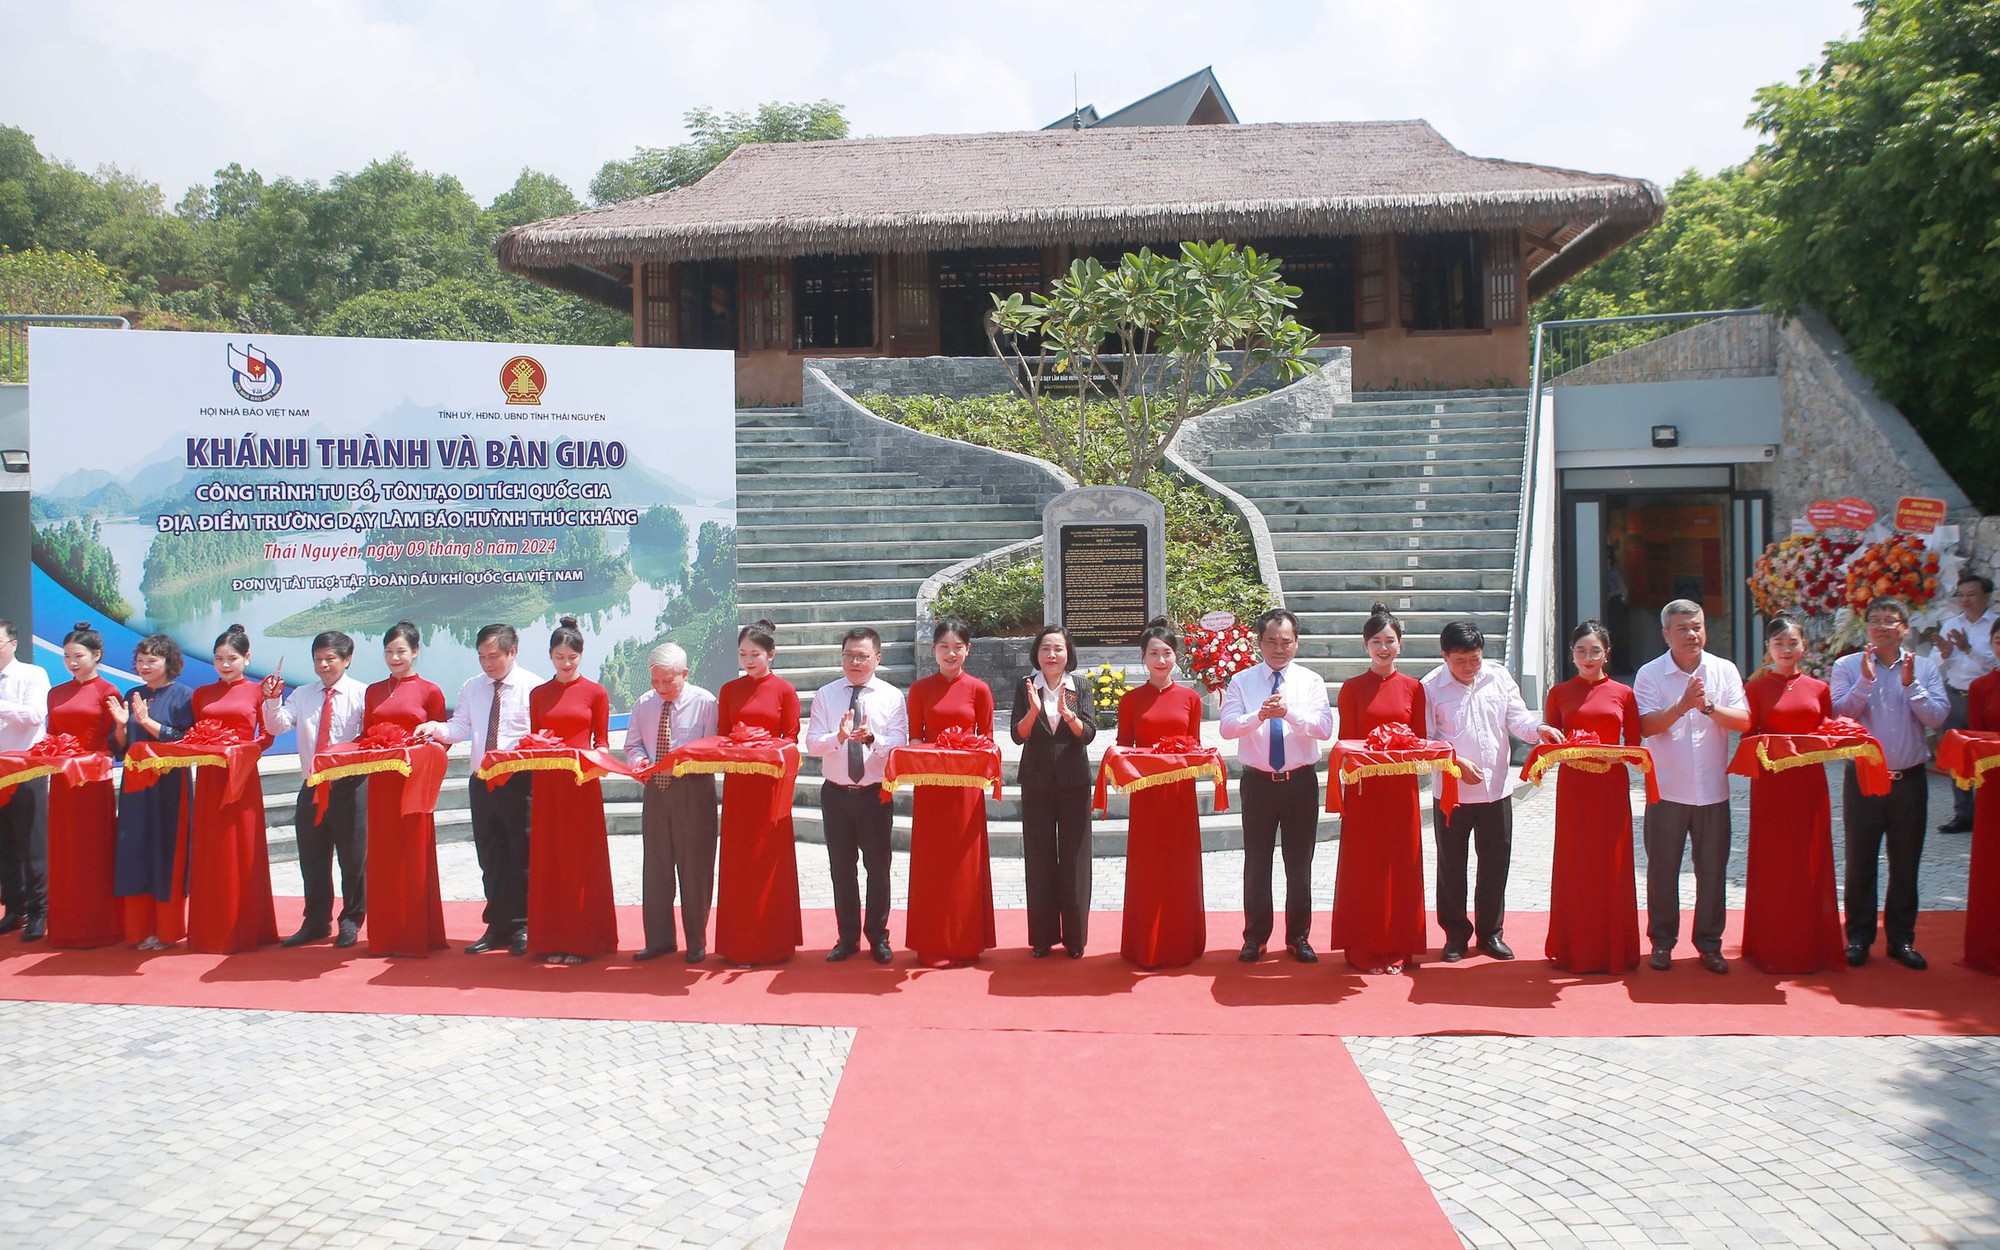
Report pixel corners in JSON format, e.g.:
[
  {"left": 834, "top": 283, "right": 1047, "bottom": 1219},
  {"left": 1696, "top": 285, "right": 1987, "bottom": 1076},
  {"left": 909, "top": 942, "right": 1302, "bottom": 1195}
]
[{"left": 1841, "top": 532, "right": 1940, "bottom": 614}]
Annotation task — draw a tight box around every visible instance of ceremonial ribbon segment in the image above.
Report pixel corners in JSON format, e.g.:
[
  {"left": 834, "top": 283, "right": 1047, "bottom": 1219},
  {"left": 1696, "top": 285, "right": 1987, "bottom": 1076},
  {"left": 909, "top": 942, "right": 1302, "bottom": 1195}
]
[
  {"left": 886, "top": 727, "right": 1003, "bottom": 801},
  {"left": 125, "top": 720, "right": 266, "bottom": 804},
  {"left": 1521, "top": 729, "right": 1660, "bottom": 804},
  {"left": 1093, "top": 735, "right": 1229, "bottom": 814},
  {"left": 1325, "top": 724, "right": 1462, "bottom": 819},
  {"left": 1939, "top": 730, "right": 2000, "bottom": 790},
  {"left": 0, "top": 733, "right": 115, "bottom": 806},
  {"left": 663, "top": 727, "right": 801, "bottom": 782},
  {"left": 1727, "top": 717, "right": 1891, "bottom": 796},
  {"left": 475, "top": 730, "right": 633, "bottom": 789},
  {"left": 307, "top": 729, "right": 450, "bottom": 821}
]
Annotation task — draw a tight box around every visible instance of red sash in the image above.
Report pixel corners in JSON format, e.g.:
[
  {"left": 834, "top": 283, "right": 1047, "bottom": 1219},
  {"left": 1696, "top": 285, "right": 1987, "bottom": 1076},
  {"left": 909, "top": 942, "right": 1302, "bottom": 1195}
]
[
  {"left": 0, "top": 736, "right": 113, "bottom": 807},
  {"left": 887, "top": 743, "right": 1003, "bottom": 802},
  {"left": 1727, "top": 721, "right": 1890, "bottom": 797},
  {"left": 1939, "top": 730, "right": 2000, "bottom": 790},
  {"left": 1325, "top": 732, "right": 1462, "bottom": 820},
  {"left": 1520, "top": 739, "right": 1659, "bottom": 804},
  {"left": 308, "top": 739, "right": 450, "bottom": 820},
  {"left": 1093, "top": 742, "right": 1228, "bottom": 814}
]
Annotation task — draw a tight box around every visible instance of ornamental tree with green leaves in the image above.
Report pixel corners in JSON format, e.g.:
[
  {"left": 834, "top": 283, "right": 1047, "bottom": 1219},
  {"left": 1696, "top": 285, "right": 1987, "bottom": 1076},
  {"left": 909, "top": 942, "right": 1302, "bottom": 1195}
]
[
  {"left": 589, "top": 100, "right": 849, "bottom": 206},
  {"left": 1749, "top": 0, "right": 2000, "bottom": 510},
  {"left": 985, "top": 241, "right": 1320, "bottom": 488}
]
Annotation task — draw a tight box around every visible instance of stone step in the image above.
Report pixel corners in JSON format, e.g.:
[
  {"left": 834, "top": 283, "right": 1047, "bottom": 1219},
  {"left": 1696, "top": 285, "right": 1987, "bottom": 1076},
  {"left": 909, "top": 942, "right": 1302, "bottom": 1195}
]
[
  {"left": 745, "top": 597, "right": 925, "bottom": 625},
  {"left": 776, "top": 664, "right": 920, "bottom": 691},
  {"left": 1216, "top": 473, "right": 1521, "bottom": 496},
  {"left": 737, "top": 487, "right": 973, "bottom": 510},
  {"left": 1206, "top": 459, "right": 1518, "bottom": 484},
  {"left": 1262, "top": 508, "right": 1519, "bottom": 531},
  {"left": 1294, "top": 609, "right": 1508, "bottom": 637},
  {"left": 1275, "top": 547, "right": 1519, "bottom": 570},
  {"left": 1337, "top": 396, "right": 1527, "bottom": 414},
  {"left": 737, "top": 503, "right": 1040, "bottom": 527},
  {"left": 736, "top": 470, "right": 926, "bottom": 488},
  {"left": 738, "top": 519, "right": 1040, "bottom": 546},
  {"left": 1283, "top": 568, "right": 1514, "bottom": 593},
  {"left": 1285, "top": 588, "right": 1513, "bottom": 614},
  {"left": 779, "top": 641, "right": 919, "bottom": 668},
  {"left": 1248, "top": 437, "right": 1524, "bottom": 460},
  {"left": 736, "top": 425, "right": 839, "bottom": 445},
  {"left": 1308, "top": 414, "right": 1526, "bottom": 435},
  {"left": 739, "top": 557, "right": 965, "bottom": 582},
  {"left": 738, "top": 576, "right": 928, "bottom": 604},
  {"left": 1297, "top": 657, "right": 1445, "bottom": 684},
  {"left": 737, "top": 539, "right": 1036, "bottom": 567},
  {"left": 735, "top": 408, "right": 814, "bottom": 426},
  {"left": 1271, "top": 529, "right": 1516, "bottom": 552},
  {"left": 736, "top": 453, "right": 884, "bottom": 473},
  {"left": 748, "top": 619, "right": 929, "bottom": 647},
  {"left": 1250, "top": 494, "right": 1520, "bottom": 517}
]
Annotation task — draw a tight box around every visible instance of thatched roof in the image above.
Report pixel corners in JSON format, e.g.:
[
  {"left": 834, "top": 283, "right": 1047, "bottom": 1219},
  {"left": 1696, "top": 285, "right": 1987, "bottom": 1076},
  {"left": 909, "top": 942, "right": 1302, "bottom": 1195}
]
[{"left": 499, "top": 120, "right": 1661, "bottom": 306}]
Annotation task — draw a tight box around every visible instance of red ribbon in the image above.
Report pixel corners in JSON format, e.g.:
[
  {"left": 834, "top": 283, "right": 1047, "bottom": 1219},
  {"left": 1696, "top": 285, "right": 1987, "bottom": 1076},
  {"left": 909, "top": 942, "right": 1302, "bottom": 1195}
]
[
  {"left": 182, "top": 718, "right": 244, "bottom": 748},
  {"left": 514, "top": 729, "right": 569, "bottom": 750},
  {"left": 1816, "top": 716, "right": 1870, "bottom": 739},
  {"left": 725, "top": 724, "right": 779, "bottom": 744},
  {"left": 1362, "top": 723, "right": 1423, "bottom": 752},
  {"left": 1561, "top": 728, "right": 1603, "bottom": 746},
  {"left": 1148, "top": 733, "right": 1204, "bottom": 754},
  {"left": 28, "top": 733, "right": 87, "bottom": 758},
  {"left": 360, "top": 722, "right": 416, "bottom": 749},
  {"left": 930, "top": 725, "right": 996, "bottom": 753}
]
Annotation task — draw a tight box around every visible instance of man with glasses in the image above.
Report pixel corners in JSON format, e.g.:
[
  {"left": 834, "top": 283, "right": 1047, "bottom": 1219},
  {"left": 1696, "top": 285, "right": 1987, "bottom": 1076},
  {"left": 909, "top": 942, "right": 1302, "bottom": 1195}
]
[
  {"left": 806, "top": 628, "right": 908, "bottom": 964},
  {"left": 1831, "top": 596, "right": 1948, "bottom": 969}
]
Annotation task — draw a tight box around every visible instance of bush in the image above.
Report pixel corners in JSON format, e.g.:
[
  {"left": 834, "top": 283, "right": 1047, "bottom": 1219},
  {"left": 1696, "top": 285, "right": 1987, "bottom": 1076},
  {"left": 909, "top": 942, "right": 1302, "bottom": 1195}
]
[{"left": 932, "top": 558, "right": 1043, "bottom": 635}]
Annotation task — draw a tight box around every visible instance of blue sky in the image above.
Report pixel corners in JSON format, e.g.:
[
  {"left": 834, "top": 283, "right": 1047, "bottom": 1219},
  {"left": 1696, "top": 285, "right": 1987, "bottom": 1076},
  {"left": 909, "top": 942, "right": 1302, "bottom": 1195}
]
[{"left": 4, "top": 0, "right": 1860, "bottom": 204}]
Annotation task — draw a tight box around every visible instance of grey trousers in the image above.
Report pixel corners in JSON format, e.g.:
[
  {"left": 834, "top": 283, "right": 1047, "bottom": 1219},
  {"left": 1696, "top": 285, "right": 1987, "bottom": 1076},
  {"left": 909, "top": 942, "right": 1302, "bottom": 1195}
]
[
  {"left": 1644, "top": 799, "right": 1731, "bottom": 954},
  {"left": 641, "top": 775, "right": 719, "bottom": 952}
]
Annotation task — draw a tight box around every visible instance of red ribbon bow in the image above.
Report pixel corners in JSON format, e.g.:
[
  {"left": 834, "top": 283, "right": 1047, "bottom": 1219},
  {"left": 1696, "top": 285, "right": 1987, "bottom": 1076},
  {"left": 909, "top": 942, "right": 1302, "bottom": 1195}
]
[
  {"left": 1817, "top": 717, "right": 1870, "bottom": 739},
  {"left": 360, "top": 722, "right": 416, "bottom": 749},
  {"left": 930, "top": 726, "right": 996, "bottom": 753},
  {"left": 1562, "top": 729, "right": 1603, "bottom": 746},
  {"left": 1363, "top": 723, "right": 1423, "bottom": 752},
  {"left": 182, "top": 718, "right": 244, "bottom": 748},
  {"left": 1147, "top": 734, "right": 1205, "bottom": 754},
  {"left": 515, "top": 729, "right": 567, "bottom": 750},
  {"left": 726, "top": 724, "right": 777, "bottom": 744},
  {"left": 28, "top": 733, "right": 86, "bottom": 758}
]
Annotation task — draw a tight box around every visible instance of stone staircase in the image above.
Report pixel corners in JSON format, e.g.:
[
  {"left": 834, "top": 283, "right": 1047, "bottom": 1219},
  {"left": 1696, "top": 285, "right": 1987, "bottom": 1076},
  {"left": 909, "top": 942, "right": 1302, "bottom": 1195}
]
[
  {"left": 733, "top": 407, "right": 1044, "bottom": 691},
  {"left": 1198, "top": 390, "right": 1528, "bottom": 686}
]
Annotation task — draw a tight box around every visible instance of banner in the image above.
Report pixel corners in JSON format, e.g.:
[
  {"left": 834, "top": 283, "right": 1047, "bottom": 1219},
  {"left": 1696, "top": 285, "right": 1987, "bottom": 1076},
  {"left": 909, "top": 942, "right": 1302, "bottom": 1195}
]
[{"left": 27, "top": 329, "right": 736, "bottom": 720}]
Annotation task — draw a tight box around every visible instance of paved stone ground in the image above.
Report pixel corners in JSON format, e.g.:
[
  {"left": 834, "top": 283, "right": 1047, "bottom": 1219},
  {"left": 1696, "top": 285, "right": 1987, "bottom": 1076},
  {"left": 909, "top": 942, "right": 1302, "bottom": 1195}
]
[
  {"left": 1349, "top": 1035, "right": 2000, "bottom": 1250},
  {"left": 0, "top": 1002, "right": 849, "bottom": 1249}
]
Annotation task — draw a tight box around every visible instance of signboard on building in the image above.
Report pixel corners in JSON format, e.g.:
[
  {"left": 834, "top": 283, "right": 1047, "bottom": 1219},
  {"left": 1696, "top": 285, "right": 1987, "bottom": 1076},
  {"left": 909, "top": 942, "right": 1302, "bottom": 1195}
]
[{"left": 27, "top": 328, "right": 736, "bottom": 712}]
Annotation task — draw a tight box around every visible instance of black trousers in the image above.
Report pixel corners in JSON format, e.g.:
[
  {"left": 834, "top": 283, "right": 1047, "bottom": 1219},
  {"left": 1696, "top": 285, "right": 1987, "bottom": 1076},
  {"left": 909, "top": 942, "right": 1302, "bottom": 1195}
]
[
  {"left": 1021, "top": 782, "right": 1092, "bottom": 951},
  {"left": 1644, "top": 799, "right": 1731, "bottom": 954},
  {"left": 1434, "top": 797, "right": 1512, "bottom": 947},
  {"left": 469, "top": 772, "right": 531, "bottom": 934},
  {"left": 1844, "top": 765, "right": 1928, "bottom": 949},
  {"left": 0, "top": 774, "right": 46, "bottom": 918},
  {"left": 822, "top": 782, "right": 893, "bottom": 946},
  {"left": 642, "top": 775, "right": 719, "bottom": 951},
  {"left": 293, "top": 778, "right": 367, "bottom": 929},
  {"left": 1241, "top": 768, "right": 1317, "bottom": 948}
]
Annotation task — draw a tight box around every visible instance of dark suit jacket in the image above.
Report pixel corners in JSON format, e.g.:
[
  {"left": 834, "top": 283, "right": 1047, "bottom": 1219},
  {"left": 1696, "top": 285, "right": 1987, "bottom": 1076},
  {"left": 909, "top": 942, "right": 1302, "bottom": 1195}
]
[{"left": 1010, "top": 674, "right": 1098, "bottom": 789}]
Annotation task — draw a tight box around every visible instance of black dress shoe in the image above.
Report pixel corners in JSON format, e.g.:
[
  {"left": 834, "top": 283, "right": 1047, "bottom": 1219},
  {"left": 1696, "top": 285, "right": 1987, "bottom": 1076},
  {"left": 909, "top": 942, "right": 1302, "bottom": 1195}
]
[
  {"left": 1477, "top": 937, "right": 1515, "bottom": 961},
  {"left": 281, "top": 925, "right": 331, "bottom": 948},
  {"left": 1888, "top": 945, "right": 1928, "bottom": 970},
  {"left": 632, "top": 945, "right": 676, "bottom": 962},
  {"left": 1938, "top": 817, "right": 1974, "bottom": 834},
  {"left": 1289, "top": 940, "right": 1319, "bottom": 964},
  {"left": 1065, "top": 944, "right": 1084, "bottom": 960},
  {"left": 333, "top": 921, "right": 360, "bottom": 950},
  {"left": 1031, "top": 945, "right": 1051, "bottom": 958},
  {"left": 1846, "top": 943, "right": 1869, "bottom": 967},
  {"left": 1439, "top": 943, "right": 1466, "bottom": 963},
  {"left": 1699, "top": 951, "right": 1729, "bottom": 975},
  {"left": 21, "top": 915, "right": 44, "bottom": 942},
  {"left": 463, "top": 931, "right": 505, "bottom": 955},
  {"left": 826, "top": 941, "right": 857, "bottom": 963},
  {"left": 509, "top": 929, "right": 529, "bottom": 957},
  {"left": 870, "top": 939, "right": 894, "bottom": 965},
  {"left": 1648, "top": 947, "right": 1672, "bottom": 971},
  {"left": 1238, "top": 942, "right": 1264, "bottom": 963},
  {"left": 684, "top": 947, "right": 705, "bottom": 964},
  {"left": 0, "top": 911, "right": 24, "bottom": 935}
]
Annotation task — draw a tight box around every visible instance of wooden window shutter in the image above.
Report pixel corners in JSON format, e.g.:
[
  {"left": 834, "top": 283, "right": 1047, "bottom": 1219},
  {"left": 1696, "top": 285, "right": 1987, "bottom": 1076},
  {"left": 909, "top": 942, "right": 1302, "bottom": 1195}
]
[
  {"left": 739, "top": 260, "right": 790, "bottom": 350},
  {"left": 894, "top": 252, "right": 934, "bottom": 334},
  {"left": 1357, "top": 235, "right": 1390, "bottom": 330},
  {"left": 640, "top": 262, "right": 673, "bottom": 347},
  {"left": 1485, "top": 229, "right": 1522, "bottom": 326}
]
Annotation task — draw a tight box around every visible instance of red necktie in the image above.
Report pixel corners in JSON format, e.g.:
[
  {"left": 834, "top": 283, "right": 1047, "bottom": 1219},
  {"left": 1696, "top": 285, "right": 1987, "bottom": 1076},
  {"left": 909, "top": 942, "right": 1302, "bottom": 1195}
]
[{"left": 314, "top": 684, "right": 336, "bottom": 760}]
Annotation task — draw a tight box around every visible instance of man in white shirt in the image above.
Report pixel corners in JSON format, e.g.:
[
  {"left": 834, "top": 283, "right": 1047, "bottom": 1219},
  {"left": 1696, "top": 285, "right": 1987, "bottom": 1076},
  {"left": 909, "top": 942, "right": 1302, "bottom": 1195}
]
[
  {"left": 1634, "top": 600, "right": 1750, "bottom": 974},
  {"left": 1220, "top": 608, "right": 1335, "bottom": 963},
  {"left": 1421, "top": 620, "right": 1562, "bottom": 962},
  {"left": 0, "top": 619, "right": 50, "bottom": 940},
  {"left": 1934, "top": 575, "right": 1995, "bottom": 834},
  {"left": 417, "top": 624, "right": 542, "bottom": 956},
  {"left": 1830, "top": 596, "right": 1949, "bottom": 970},
  {"left": 263, "top": 630, "right": 369, "bottom": 949},
  {"left": 627, "top": 642, "right": 720, "bottom": 964},
  {"left": 805, "top": 628, "right": 908, "bottom": 964}
]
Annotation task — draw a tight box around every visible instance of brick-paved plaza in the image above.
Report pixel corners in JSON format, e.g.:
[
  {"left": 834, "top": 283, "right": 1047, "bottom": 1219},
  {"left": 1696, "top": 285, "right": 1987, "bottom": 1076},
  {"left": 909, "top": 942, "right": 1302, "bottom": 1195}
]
[{"left": 2, "top": 767, "right": 1995, "bottom": 1248}]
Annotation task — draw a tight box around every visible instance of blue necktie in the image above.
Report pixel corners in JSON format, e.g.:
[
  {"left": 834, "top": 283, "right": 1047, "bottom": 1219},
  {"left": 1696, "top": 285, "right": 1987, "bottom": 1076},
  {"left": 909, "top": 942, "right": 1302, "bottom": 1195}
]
[{"left": 1269, "top": 667, "right": 1286, "bottom": 772}]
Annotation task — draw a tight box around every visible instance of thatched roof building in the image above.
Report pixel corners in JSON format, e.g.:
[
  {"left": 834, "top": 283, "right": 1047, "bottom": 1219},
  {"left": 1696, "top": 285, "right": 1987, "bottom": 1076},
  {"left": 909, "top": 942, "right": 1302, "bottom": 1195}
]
[{"left": 499, "top": 112, "right": 1662, "bottom": 402}]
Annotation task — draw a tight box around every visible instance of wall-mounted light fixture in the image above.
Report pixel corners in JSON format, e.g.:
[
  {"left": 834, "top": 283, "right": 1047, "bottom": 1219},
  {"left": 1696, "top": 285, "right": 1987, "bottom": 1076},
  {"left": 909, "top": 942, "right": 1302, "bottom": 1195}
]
[
  {"left": 0, "top": 450, "right": 27, "bottom": 473},
  {"left": 1650, "top": 425, "right": 1679, "bottom": 448}
]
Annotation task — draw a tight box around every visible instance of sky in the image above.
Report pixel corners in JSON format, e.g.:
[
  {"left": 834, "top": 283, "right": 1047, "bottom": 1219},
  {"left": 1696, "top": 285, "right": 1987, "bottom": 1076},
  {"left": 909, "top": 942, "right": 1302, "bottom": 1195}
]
[{"left": 3, "top": 0, "right": 1862, "bottom": 206}]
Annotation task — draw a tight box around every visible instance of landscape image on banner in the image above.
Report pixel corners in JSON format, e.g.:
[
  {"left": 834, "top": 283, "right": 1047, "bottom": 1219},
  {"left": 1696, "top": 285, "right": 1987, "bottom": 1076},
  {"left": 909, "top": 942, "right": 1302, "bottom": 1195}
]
[{"left": 27, "top": 328, "right": 737, "bottom": 713}]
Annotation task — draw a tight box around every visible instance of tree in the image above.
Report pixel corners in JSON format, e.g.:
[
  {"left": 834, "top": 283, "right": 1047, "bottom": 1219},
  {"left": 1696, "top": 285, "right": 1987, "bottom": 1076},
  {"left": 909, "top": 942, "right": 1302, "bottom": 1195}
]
[
  {"left": 589, "top": 100, "right": 848, "bottom": 205},
  {"left": 0, "top": 247, "right": 125, "bottom": 315},
  {"left": 318, "top": 278, "right": 525, "bottom": 341},
  {"left": 986, "top": 241, "right": 1320, "bottom": 487},
  {"left": 1749, "top": 0, "right": 2000, "bottom": 509},
  {"left": 485, "top": 169, "right": 583, "bottom": 232}
]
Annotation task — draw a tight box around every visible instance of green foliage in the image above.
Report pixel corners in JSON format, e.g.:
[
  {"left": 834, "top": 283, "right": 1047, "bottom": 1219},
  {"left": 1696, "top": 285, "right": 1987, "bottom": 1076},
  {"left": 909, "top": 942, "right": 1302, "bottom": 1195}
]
[
  {"left": 931, "top": 558, "right": 1045, "bottom": 635},
  {"left": 986, "top": 241, "right": 1319, "bottom": 487},
  {"left": 590, "top": 100, "right": 848, "bottom": 205},
  {"left": 318, "top": 278, "right": 528, "bottom": 341},
  {"left": 33, "top": 518, "right": 132, "bottom": 620},
  {"left": 0, "top": 247, "right": 125, "bottom": 314},
  {"left": 1749, "top": 0, "right": 2000, "bottom": 510},
  {"left": 862, "top": 392, "right": 1275, "bottom": 629}
]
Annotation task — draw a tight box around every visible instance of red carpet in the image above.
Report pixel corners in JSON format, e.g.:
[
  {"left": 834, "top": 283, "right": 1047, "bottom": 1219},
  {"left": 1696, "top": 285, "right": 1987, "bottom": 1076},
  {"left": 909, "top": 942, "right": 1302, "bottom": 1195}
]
[
  {"left": 786, "top": 1029, "right": 1458, "bottom": 1249},
  {"left": 0, "top": 900, "right": 1992, "bottom": 1037}
]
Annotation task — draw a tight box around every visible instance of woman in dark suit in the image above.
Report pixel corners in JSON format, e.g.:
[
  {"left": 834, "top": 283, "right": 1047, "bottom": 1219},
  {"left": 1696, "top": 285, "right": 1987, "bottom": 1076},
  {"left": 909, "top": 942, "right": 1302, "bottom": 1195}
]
[{"left": 1011, "top": 624, "right": 1097, "bottom": 958}]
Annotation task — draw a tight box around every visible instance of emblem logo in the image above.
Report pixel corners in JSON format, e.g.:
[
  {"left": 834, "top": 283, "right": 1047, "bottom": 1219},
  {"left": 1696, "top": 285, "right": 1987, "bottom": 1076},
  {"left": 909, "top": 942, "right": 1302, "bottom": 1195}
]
[
  {"left": 227, "top": 342, "right": 282, "bottom": 403},
  {"left": 501, "top": 356, "right": 546, "bottom": 406}
]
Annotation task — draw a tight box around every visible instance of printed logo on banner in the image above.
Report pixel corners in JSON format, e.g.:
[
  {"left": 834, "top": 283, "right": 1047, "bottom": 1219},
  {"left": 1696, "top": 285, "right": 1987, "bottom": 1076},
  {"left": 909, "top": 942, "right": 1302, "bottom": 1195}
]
[
  {"left": 226, "top": 342, "right": 282, "bottom": 403},
  {"left": 500, "top": 356, "right": 546, "bottom": 406}
]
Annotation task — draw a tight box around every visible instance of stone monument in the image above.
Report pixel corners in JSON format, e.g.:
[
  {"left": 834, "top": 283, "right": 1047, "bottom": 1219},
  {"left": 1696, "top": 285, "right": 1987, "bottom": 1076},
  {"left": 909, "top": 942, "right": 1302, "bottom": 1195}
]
[{"left": 1042, "top": 486, "right": 1167, "bottom": 671}]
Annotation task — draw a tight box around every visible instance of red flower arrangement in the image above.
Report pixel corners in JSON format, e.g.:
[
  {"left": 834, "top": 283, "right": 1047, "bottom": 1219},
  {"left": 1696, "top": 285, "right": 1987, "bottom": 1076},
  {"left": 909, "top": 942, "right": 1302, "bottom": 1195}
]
[
  {"left": 1181, "top": 618, "right": 1259, "bottom": 692},
  {"left": 1841, "top": 532, "right": 1940, "bottom": 614},
  {"left": 1749, "top": 533, "right": 1860, "bottom": 619}
]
